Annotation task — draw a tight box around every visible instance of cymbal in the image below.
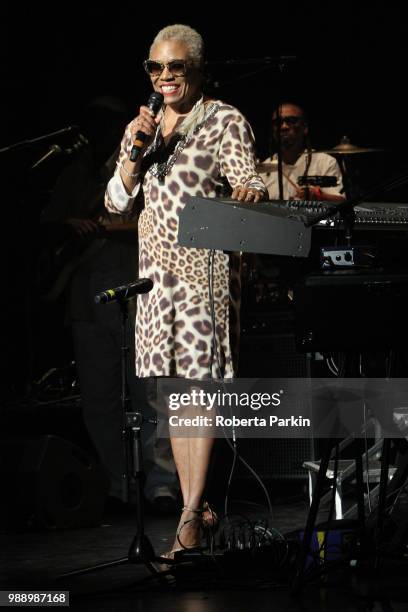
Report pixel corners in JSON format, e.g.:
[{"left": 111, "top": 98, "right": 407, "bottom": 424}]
[{"left": 320, "top": 136, "right": 383, "bottom": 155}]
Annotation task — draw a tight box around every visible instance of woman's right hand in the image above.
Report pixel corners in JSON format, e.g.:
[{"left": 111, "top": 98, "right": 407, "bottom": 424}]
[
  {"left": 120, "top": 106, "right": 161, "bottom": 189},
  {"left": 130, "top": 105, "right": 161, "bottom": 150}
]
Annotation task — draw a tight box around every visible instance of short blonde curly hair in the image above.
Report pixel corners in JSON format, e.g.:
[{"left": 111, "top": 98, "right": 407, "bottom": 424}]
[{"left": 149, "top": 24, "right": 204, "bottom": 68}]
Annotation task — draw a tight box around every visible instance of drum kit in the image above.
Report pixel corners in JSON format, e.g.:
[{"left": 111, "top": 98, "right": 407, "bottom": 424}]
[{"left": 248, "top": 136, "right": 385, "bottom": 309}]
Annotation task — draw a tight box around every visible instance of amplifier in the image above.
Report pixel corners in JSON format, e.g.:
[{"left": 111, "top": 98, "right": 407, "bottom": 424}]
[{"left": 294, "top": 270, "right": 408, "bottom": 352}]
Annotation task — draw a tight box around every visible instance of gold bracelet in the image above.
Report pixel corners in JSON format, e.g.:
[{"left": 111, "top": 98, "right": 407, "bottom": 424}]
[{"left": 116, "top": 160, "right": 139, "bottom": 179}]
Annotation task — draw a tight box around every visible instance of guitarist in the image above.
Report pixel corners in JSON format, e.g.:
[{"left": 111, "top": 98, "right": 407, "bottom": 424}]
[{"left": 39, "top": 97, "right": 179, "bottom": 513}]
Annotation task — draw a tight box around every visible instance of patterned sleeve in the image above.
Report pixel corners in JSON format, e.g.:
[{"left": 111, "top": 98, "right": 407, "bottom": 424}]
[
  {"left": 104, "top": 123, "right": 143, "bottom": 214},
  {"left": 219, "top": 111, "right": 266, "bottom": 194}
]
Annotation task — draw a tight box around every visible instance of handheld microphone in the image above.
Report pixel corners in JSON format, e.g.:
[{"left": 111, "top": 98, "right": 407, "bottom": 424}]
[
  {"left": 95, "top": 278, "right": 153, "bottom": 304},
  {"left": 129, "top": 92, "right": 164, "bottom": 162}
]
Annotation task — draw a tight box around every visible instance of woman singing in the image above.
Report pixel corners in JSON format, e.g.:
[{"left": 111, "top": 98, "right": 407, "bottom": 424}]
[{"left": 105, "top": 23, "right": 265, "bottom": 560}]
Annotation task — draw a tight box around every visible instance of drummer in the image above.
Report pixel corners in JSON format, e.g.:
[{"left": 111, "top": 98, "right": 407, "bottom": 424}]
[{"left": 258, "top": 102, "right": 345, "bottom": 202}]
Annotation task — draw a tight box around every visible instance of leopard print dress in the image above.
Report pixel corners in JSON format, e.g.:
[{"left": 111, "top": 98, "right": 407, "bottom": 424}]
[{"left": 105, "top": 101, "right": 264, "bottom": 380}]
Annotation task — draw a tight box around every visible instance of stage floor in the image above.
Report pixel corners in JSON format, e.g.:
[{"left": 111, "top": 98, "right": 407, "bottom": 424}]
[{"left": 2, "top": 494, "right": 408, "bottom": 611}]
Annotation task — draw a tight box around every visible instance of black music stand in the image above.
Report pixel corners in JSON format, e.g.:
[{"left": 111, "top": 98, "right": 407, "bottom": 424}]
[{"left": 59, "top": 279, "right": 173, "bottom": 584}]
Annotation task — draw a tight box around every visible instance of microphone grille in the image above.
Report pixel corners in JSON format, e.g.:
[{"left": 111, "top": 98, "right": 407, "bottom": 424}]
[{"left": 148, "top": 92, "right": 164, "bottom": 114}]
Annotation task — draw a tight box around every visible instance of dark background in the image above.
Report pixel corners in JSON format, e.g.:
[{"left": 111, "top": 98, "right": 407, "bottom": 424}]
[
  {"left": 2, "top": 3, "right": 408, "bottom": 394},
  {"left": 3, "top": 3, "right": 408, "bottom": 155}
]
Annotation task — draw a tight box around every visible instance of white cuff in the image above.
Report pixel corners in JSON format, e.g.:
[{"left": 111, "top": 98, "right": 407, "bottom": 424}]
[{"left": 107, "top": 170, "right": 141, "bottom": 212}]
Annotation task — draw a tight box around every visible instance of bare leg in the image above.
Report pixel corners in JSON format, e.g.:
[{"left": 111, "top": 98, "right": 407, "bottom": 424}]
[
  {"left": 170, "top": 437, "right": 190, "bottom": 504},
  {"left": 168, "top": 435, "right": 215, "bottom": 550},
  {"left": 171, "top": 436, "right": 214, "bottom": 506}
]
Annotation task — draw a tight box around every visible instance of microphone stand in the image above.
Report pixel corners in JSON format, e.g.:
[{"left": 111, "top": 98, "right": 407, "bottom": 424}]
[
  {"left": 0, "top": 126, "right": 79, "bottom": 154},
  {"left": 204, "top": 55, "right": 295, "bottom": 202},
  {"left": 30, "top": 144, "right": 63, "bottom": 169},
  {"left": 207, "top": 56, "right": 296, "bottom": 97},
  {"left": 275, "top": 107, "right": 284, "bottom": 201},
  {"left": 265, "top": 61, "right": 291, "bottom": 201},
  {"left": 30, "top": 135, "right": 89, "bottom": 170},
  {"left": 59, "top": 289, "right": 173, "bottom": 584}
]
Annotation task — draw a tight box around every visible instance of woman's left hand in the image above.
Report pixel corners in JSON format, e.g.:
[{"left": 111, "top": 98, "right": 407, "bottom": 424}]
[{"left": 231, "top": 186, "right": 264, "bottom": 203}]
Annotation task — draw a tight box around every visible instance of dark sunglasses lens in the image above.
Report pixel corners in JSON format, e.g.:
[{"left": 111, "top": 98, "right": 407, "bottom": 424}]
[
  {"left": 285, "top": 117, "right": 301, "bottom": 125},
  {"left": 273, "top": 116, "right": 301, "bottom": 126},
  {"left": 168, "top": 61, "right": 186, "bottom": 76},
  {"left": 145, "top": 61, "right": 163, "bottom": 75}
]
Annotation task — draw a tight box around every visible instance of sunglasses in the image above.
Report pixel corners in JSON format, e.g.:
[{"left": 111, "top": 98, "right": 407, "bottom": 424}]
[
  {"left": 272, "top": 116, "right": 303, "bottom": 127},
  {"left": 143, "top": 59, "right": 188, "bottom": 77}
]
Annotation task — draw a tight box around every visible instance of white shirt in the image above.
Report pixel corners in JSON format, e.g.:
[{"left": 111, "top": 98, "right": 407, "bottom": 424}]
[{"left": 259, "top": 151, "right": 344, "bottom": 200}]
